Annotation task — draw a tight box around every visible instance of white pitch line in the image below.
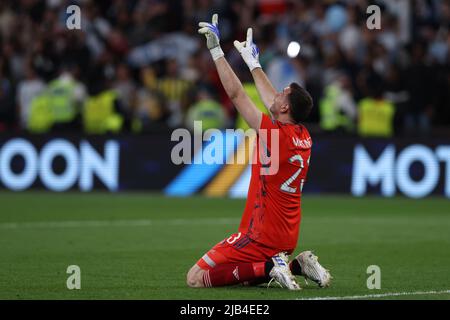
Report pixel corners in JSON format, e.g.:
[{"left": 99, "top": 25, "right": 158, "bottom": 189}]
[
  {"left": 0, "top": 218, "right": 239, "bottom": 229},
  {"left": 297, "top": 289, "right": 450, "bottom": 300}
]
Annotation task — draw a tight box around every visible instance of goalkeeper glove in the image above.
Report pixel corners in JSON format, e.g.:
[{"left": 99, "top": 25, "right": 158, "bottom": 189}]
[
  {"left": 198, "top": 14, "right": 224, "bottom": 61},
  {"left": 234, "top": 28, "right": 261, "bottom": 71}
]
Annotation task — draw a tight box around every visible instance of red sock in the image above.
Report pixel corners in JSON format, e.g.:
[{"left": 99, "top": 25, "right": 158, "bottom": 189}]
[{"left": 203, "top": 262, "right": 267, "bottom": 287}]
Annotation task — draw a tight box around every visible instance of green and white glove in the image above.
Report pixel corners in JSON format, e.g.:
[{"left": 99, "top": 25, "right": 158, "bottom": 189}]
[
  {"left": 198, "top": 14, "right": 224, "bottom": 61},
  {"left": 234, "top": 28, "right": 261, "bottom": 71}
]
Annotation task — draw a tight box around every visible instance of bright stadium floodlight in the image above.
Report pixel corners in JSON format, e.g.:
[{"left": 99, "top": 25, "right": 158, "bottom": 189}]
[{"left": 287, "top": 41, "right": 301, "bottom": 58}]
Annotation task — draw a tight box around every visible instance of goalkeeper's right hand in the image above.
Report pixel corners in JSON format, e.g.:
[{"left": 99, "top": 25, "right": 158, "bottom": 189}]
[
  {"left": 234, "top": 28, "right": 262, "bottom": 71},
  {"left": 198, "top": 14, "right": 224, "bottom": 61}
]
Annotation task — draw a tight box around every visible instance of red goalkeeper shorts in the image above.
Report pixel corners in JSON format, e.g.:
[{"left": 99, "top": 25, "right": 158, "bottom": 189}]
[{"left": 196, "top": 232, "right": 294, "bottom": 270}]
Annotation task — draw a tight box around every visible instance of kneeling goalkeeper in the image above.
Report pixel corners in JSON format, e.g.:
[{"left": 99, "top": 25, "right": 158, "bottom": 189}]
[{"left": 186, "top": 14, "right": 331, "bottom": 290}]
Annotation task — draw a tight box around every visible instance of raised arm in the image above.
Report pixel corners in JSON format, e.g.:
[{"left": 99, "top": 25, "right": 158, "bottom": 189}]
[
  {"left": 198, "top": 14, "right": 262, "bottom": 130},
  {"left": 251, "top": 68, "right": 277, "bottom": 111},
  {"left": 214, "top": 58, "right": 262, "bottom": 130},
  {"left": 234, "top": 28, "right": 277, "bottom": 113}
]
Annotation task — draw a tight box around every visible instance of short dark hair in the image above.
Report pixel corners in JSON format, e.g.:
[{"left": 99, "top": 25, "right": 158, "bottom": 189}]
[{"left": 288, "top": 83, "right": 313, "bottom": 123}]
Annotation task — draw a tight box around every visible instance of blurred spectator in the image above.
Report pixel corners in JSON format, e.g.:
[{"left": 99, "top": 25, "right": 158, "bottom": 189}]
[
  {"left": 357, "top": 83, "right": 395, "bottom": 138},
  {"left": 185, "top": 87, "right": 228, "bottom": 132},
  {"left": 17, "top": 64, "right": 45, "bottom": 130},
  {"left": 152, "top": 58, "right": 193, "bottom": 128},
  {"left": 113, "top": 63, "right": 136, "bottom": 113},
  {"left": 83, "top": 89, "right": 125, "bottom": 135},
  {"left": 83, "top": 67, "right": 133, "bottom": 135},
  {"left": 338, "top": 5, "right": 363, "bottom": 59},
  {"left": 319, "top": 73, "right": 357, "bottom": 134},
  {"left": 267, "top": 55, "right": 306, "bottom": 91},
  {"left": 433, "top": 66, "right": 450, "bottom": 127},
  {"left": 28, "top": 65, "right": 86, "bottom": 133},
  {"left": 134, "top": 66, "right": 169, "bottom": 132},
  {"left": 0, "top": 63, "right": 14, "bottom": 132},
  {"left": 403, "top": 42, "right": 433, "bottom": 136},
  {"left": 383, "top": 64, "right": 409, "bottom": 135}
]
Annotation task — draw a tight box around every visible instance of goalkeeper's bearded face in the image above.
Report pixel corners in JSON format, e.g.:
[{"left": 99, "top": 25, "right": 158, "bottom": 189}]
[{"left": 270, "top": 86, "right": 291, "bottom": 119}]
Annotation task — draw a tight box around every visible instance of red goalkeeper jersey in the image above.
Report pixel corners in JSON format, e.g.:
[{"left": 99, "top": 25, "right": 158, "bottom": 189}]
[{"left": 238, "top": 114, "right": 312, "bottom": 251}]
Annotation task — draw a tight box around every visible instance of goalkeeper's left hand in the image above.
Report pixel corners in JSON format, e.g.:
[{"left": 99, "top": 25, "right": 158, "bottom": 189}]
[
  {"left": 198, "top": 14, "right": 224, "bottom": 61},
  {"left": 234, "top": 28, "right": 261, "bottom": 71}
]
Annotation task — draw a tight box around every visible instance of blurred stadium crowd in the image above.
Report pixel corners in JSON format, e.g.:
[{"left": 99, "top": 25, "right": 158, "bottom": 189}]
[{"left": 0, "top": 0, "right": 449, "bottom": 137}]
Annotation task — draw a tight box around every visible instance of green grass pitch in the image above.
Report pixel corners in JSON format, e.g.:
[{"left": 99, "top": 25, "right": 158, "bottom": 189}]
[{"left": 0, "top": 192, "right": 449, "bottom": 300}]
